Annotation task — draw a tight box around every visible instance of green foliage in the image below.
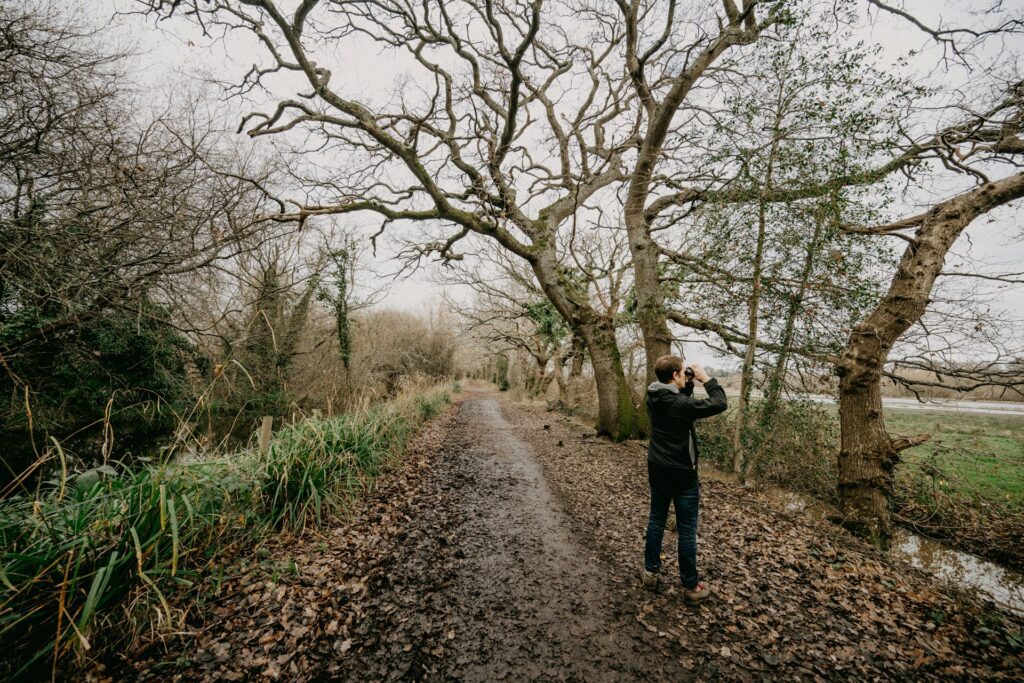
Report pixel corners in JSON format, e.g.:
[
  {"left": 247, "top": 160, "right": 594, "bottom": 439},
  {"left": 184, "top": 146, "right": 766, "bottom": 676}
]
[
  {"left": 219, "top": 258, "right": 322, "bottom": 417},
  {"left": 693, "top": 414, "right": 733, "bottom": 469},
  {"left": 667, "top": 4, "right": 912, "bottom": 377},
  {"left": 0, "top": 301, "right": 195, "bottom": 482},
  {"left": 495, "top": 354, "right": 510, "bottom": 391},
  {"left": 45, "top": 307, "right": 191, "bottom": 423},
  {"left": 524, "top": 300, "right": 568, "bottom": 346},
  {"left": 0, "top": 386, "right": 451, "bottom": 679},
  {"left": 699, "top": 401, "right": 839, "bottom": 502},
  {"left": 746, "top": 402, "right": 840, "bottom": 501},
  {"left": 318, "top": 244, "right": 354, "bottom": 370}
]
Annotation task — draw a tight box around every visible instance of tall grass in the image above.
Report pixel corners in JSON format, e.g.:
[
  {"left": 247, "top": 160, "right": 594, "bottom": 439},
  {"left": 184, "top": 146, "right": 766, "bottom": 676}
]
[
  {"left": 0, "top": 385, "right": 451, "bottom": 679},
  {"left": 262, "top": 388, "right": 451, "bottom": 531}
]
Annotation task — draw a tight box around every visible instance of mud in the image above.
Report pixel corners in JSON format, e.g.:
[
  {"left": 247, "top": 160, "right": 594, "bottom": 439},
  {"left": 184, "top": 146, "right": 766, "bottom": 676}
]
[{"left": 436, "top": 393, "right": 684, "bottom": 681}]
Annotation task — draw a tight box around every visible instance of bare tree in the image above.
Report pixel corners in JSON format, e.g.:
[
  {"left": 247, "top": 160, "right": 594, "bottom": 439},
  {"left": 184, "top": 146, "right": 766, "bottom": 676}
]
[
  {"left": 132, "top": 0, "right": 792, "bottom": 438},
  {"left": 617, "top": 0, "right": 781, "bottom": 382},
  {"left": 836, "top": 88, "right": 1024, "bottom": 539},
  {"left": 451, "top": 245, "right": 572, "bottom": 399},
  {"left": 0, "top": 3, "right": 299, "bottom": 471}
]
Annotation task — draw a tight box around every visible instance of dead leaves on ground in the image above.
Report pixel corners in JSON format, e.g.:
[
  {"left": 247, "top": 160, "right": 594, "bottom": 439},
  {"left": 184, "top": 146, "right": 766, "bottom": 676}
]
[
  {"left": 104, "top": 393, "right": 1022, "bottom": 682},
  {"left": 106, "top": 399, "right": 465, "bottom": 682},
  {"left": 506, "top": 400, "right": 1023, "bottom": 681}
]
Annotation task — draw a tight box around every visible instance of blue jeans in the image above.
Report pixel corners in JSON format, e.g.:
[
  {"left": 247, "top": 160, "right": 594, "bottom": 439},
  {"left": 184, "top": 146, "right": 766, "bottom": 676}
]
[{"left": 644, "top": 483, "right": 699, "bottom": 589}]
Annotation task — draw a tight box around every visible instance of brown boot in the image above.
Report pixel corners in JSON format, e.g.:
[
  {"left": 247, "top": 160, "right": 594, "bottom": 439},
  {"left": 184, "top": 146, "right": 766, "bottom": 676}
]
[
  {"left": 684, "top": 581, "right": 711, "bottom": 604},
  {"left": 641, "top": 569, "right": 659, "bottom": 590}
]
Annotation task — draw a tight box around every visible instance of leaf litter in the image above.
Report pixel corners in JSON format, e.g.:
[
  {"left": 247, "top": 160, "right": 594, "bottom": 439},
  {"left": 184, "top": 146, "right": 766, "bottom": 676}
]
[
  {"left": 506, "top": 396, "right": 1023, "bottom": 681},
  {"left": 95, "top": 388, "right": 1022, "bottom": 681}
]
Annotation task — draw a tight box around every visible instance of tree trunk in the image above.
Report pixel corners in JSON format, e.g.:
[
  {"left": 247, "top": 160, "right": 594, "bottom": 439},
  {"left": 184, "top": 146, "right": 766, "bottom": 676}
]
[
  {"left": 552, "top": 349, "right": 568, "bottom": 405},
  {"left": 530, "top": 252, "right": 642, "bottom": 440},
  {"left": 531, "top": 353, "right": 549, "bottom": 397},
  {"left": 732, "top": 232, "right": 763, "bottom": 476},
  {"left": 620, "top": 9, "right": 763, "bottom": 383},
  {"left": 733, "top": 119, "right": 781, "bottom": 477},
  {"left": 760, "top": 210, "right": 827, "bottom": 424},
  {"left": 569, "top": 335, "right": 585, "bottom": 378},
  {"left": 580, "top": 318, "right": 641, "bottom": 441},
  {"left": 629, "top": 224, "right": 674, "bottom": 382},
  {"left": 837, "top": 174, "right": 1024, "bottom": 543},
  {"left": 837, "top": 351, "right": 896, "bottom": 545}
]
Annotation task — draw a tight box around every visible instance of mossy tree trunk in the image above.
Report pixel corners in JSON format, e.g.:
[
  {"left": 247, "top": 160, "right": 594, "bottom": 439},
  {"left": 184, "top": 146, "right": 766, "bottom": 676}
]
[{"left": 531, "top": 252, "right": 642, "bottom": 440}]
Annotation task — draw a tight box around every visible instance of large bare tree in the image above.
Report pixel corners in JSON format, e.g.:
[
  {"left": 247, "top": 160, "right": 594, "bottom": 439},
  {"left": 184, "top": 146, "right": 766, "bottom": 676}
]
[
  {"left": 835, "top": 85, "right": 1024, "bottom": 539},
  {"left": 134, "top": 0, "right": 795, "bottom": 438}
]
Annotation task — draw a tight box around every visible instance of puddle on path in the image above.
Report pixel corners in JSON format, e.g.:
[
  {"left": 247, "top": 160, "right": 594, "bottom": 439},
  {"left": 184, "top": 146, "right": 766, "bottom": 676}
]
[{"left": 706, "top": 466, "right": 1024, "bottom": 616}]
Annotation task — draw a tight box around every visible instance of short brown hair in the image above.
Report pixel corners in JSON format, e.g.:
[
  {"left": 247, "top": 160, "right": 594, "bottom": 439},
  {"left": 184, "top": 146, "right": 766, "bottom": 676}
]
[{"left": 654, "top": 355, "right": 683, "bottom": 383}]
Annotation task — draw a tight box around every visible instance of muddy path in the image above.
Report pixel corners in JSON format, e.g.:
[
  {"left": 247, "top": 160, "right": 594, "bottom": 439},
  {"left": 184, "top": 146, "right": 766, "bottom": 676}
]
[
  {"left": 110, "top": 386, "right": 1022, "bottom": 682},
  {"left": 436, "top": 392, "right": 684, "bottom": 681}
]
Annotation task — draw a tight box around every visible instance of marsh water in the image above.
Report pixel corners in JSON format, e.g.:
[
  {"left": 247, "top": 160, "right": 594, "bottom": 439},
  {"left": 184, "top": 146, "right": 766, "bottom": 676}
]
[{"left": 766, "top": 487, "right": 1024, "bottom": 616}]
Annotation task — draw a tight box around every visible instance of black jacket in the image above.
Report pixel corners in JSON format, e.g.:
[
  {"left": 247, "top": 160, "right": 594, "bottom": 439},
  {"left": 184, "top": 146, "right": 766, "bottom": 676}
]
[{"left": 646, "top": 378, "right": 727, "bottom": 492}]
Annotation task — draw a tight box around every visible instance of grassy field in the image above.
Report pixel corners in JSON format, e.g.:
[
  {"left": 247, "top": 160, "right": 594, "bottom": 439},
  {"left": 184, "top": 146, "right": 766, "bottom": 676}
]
[{"left": 885, "top": 408, "right": 1024, "bottom": 509}]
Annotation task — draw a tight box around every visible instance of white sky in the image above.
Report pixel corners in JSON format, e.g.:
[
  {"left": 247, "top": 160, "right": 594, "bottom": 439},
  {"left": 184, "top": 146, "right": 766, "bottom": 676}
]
[{"left": 84, "top": 0, "right": 1024, "bottom": 367}]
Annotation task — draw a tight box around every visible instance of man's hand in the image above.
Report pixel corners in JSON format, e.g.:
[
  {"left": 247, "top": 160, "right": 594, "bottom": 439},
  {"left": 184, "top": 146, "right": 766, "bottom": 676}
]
[{"left": 686, "top": 363, "right": 711, "bottom": 383}]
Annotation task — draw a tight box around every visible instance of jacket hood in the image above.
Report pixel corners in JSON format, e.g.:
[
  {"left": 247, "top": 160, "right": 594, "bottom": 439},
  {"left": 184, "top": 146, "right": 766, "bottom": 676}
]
[{"left": 647, "top": 381, "right": 679, "bottom": 395}]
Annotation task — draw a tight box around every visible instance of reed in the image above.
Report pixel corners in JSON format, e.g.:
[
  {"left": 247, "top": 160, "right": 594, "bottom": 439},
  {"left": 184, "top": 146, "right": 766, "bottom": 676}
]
[
  {"left": 262, "top": 387, "right": 451, "bottom": 531},
  {"left": 0, "top": 385, "right": 451, "bottom": 679}
]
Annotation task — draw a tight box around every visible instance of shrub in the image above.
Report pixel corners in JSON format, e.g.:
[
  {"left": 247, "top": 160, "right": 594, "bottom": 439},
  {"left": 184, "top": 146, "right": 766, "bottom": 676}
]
[
  {"left": 493, "top": 354, "right": 511, "bottom": 391},
  {"left": 0, "top": 302, "right": 196, "bottom": 487},
  {"left": 697, "top": 401, "right": 839, "bottom": 502},
  {"left": 694, "top": 413, "right": 733, "bottom": 469},
  {"left": 744, "top": 401, "right": 839, "bottom": 502}
]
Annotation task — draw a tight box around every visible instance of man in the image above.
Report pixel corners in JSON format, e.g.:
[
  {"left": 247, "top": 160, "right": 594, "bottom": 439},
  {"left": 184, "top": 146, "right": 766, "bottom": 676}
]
[{"left": 642, "top": 355, "right": 727, "bottom": 603}]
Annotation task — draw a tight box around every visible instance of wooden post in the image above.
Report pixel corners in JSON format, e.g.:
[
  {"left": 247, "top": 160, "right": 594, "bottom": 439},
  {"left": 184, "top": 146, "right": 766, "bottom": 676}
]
[{"left": 259, "top": 416, "right": 273, "bottom": 455}]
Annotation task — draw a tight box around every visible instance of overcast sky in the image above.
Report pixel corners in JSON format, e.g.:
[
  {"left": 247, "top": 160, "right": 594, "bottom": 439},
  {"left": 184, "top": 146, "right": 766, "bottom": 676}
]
[{"left": 86, "top": 0, "right": 1024, "bottom": 368}]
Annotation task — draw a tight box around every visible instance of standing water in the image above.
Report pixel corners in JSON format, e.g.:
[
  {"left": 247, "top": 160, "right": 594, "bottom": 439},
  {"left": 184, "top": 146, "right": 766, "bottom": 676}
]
[
  {"left": 752, "top": 482, "right": 1024, "bottom": 616},
  {"left": 891, "top": 530, "right": 1024, "bottom": 616}
]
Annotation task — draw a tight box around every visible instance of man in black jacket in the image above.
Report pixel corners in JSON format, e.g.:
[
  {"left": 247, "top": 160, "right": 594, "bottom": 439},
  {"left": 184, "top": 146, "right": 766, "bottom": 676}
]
[{"left": 642, "top": 355, "right": 727, "bottom": 603}]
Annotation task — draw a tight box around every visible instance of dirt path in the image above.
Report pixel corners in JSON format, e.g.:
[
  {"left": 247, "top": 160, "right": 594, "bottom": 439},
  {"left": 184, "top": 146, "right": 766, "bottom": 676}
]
[
  {"left": 436, "top": 392, "right": 684, "bottom": 681},
  {"left": 111, "top": 386, "right": 1022, "bottom": 682}
]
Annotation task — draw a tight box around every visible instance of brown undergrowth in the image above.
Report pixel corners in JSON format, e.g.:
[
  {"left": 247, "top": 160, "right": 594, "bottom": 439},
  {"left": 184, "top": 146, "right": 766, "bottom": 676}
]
[{"left": 505, "top": 397, "right": 1023, "bottom": 680}]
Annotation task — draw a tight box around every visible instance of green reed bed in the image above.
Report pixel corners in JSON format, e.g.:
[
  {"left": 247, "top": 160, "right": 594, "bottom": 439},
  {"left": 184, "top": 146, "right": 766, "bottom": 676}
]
[
  {"left": 0, "top": 386, "right": 451, "bottom": 679},
  {"left": 263, "top": 389, "right": 451, "bottom": 531}
]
